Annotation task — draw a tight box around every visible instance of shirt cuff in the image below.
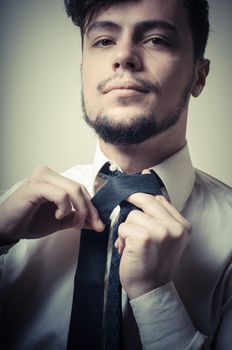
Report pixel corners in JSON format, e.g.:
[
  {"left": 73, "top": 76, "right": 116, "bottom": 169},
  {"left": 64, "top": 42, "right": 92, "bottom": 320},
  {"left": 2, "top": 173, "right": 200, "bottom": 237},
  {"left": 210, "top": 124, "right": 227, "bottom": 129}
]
[{"left": 130, "top": 282, "right": 204, "bottom": 350}]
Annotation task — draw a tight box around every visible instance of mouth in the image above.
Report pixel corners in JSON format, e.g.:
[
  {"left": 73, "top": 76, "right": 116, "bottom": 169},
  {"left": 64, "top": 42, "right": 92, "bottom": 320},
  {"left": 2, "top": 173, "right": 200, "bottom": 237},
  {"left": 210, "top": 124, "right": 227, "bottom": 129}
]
[{"left": 103, "top": 81, "right": 149, "bottom": 94}]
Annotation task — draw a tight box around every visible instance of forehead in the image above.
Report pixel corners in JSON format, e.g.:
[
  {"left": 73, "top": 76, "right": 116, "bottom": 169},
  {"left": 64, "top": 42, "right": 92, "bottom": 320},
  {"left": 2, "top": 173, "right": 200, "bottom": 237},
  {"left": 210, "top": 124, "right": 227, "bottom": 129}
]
[{"left": 85, "top": 0, "right": 190, "bottom": 35}]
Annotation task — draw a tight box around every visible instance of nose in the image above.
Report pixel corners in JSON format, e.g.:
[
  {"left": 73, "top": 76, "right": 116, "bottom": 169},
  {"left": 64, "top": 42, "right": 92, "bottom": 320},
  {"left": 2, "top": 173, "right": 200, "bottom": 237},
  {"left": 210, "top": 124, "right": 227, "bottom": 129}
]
[{"left": 112, "top": 40, "right": 142, "bottom": 72}]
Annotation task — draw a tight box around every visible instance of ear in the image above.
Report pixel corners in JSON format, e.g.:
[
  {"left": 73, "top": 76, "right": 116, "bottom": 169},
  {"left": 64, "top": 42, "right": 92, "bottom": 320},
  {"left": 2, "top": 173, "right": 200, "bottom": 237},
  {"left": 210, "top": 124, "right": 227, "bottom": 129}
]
[{"left": 191, "top": 58, "right": 210, "bottom": 97}]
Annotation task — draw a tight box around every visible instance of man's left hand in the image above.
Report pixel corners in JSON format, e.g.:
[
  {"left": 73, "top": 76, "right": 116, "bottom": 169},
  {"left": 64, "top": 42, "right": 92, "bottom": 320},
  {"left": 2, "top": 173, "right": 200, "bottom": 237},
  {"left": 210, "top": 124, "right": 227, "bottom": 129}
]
[{"left": 115, "top": 194, "right": 191, "bottom": 299}]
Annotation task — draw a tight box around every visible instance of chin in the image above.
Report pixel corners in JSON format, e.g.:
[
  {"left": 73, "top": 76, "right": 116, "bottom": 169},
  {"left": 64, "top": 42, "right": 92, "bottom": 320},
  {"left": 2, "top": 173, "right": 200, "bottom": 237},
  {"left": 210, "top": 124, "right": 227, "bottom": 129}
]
[{"left": 100, "top": 106, "right": 151, "bottom": 121}]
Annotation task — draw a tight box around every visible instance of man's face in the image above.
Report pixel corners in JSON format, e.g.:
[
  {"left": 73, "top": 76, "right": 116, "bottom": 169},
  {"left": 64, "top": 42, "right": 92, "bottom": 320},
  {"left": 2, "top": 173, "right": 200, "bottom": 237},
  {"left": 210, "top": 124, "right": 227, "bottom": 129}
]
[{"left": 81, "top": 0, "right": 197, "bottom": 145}]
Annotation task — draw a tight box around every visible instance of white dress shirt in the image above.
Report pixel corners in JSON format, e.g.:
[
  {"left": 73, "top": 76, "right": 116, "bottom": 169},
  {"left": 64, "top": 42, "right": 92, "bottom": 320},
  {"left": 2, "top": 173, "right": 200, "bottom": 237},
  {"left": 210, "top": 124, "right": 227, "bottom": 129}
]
[{"left": 0, "top": 143, "right": 231, "bottom": 350}]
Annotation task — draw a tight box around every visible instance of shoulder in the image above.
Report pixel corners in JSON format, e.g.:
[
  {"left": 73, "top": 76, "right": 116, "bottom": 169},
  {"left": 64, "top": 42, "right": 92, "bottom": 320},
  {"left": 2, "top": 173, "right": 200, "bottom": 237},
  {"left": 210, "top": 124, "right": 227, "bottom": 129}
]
[
  {"left": 185, "top": 169, "right": 232, "bottom": 264},
  {"left": 62, "top": 164, "right": 93, "bottom": 182},
  {"left": 193, "top": 169, "right": 232, "bottom": 207},
  {"left": 0, "top": 164, "right": 94, "bottom": 204},
  {"left": 181, "top": 170, "right": 232, "bottom": 282},
  {"left": 190, "top": 169, "right": 232, "bottom": 225},
  {"left": 61, "top": 164, "right": 94, "bottom": 193}
]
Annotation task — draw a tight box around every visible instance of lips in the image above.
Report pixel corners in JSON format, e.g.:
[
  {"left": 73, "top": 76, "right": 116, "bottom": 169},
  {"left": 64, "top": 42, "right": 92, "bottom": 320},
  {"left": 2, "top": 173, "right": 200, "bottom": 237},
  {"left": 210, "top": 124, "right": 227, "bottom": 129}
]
[{"left": 103, "top": 81, "right": 149, "bottom": 94}]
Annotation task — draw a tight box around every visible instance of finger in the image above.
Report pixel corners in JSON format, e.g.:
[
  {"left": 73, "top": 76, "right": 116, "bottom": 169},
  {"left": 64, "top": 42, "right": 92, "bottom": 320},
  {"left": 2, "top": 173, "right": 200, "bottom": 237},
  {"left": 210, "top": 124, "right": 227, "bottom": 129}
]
[
  {"left": 126, "top": 209, "right": 187, "bottom": 239},
  {"left": 81, "top": 187, "right": 105, "bottom": 232},
  {"left": 114, "top": 237, "right": 125, "bottom": 255},
  {"left": 117, "top": 221, "right": 158, "bottom": 250},
  {"left": 119, "top": 216, "right": 173, "bottom": 243},
  {"left": 69, "top": 188, "right": 89, "bottom": 229},
  {"left": 33, "top": 168, "right": 104, "bottom": 230},
  {"left": 58, "top": 211, "right": 77, "bottom": 231},
  {"left": 142, "top": 168, "right": 151, "bottom": 175},
  {"left": 41, "top": 172, "right": 92, "bottom": 228},
  {"left": 31, "top": 166, "right": 72, "bottom": 186},
  {"left": 29, "top": 181, "right": 73, "bottom": 219},
  {"left": 135, "top": 168, "right": 183, "bottom": 221},
  {"left": 127, "top": 193, "right": 176, "bottom": 221},
  {"left": 33, "top": 167, "right": 85, "bottom": 198},
  {"left": 30, "top": 179, "right": 90, "bottom": 229},
  {"left": 155, "top": 196, "right": 191, "bottom": 228}
]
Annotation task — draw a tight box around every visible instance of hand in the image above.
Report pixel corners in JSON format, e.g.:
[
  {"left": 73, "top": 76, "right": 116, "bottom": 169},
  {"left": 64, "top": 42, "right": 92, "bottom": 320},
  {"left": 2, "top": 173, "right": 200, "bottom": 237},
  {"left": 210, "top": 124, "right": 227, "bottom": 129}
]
[
  {"left": 0, "top": 166, "right": 104, "bottom": 243},
  {"left": 115, "top": 193, "right": 191, "bottom": 299}
]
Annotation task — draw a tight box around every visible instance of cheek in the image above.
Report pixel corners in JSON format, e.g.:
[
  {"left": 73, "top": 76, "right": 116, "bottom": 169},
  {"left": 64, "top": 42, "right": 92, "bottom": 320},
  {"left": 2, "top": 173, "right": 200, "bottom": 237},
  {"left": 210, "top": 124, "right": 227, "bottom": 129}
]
[
  {"left": 82, "top": 59, "right": 108, "bottom": 97},
  {"left": 82, "top": 52, "right": 98, "bottom": 80},
  {"left": 82, "top": 63, "right": 94, "bottom": 90},
  {"left": 155, "top": 58, "right": 192, "bottom": 97},
  {"left": 82, "top": 65, "right": 98, "bottom": 105},
  {"left": 81, "top": 61, "right": 103, "bottom": 115}
]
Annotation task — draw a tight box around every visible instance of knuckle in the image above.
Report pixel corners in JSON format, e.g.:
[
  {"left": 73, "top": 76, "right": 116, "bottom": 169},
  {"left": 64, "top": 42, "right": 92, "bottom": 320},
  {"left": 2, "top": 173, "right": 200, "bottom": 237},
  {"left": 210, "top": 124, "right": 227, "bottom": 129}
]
[
  {"left": 72, "top": 183, "right": 83, "bottom": 195},
  {"left": 126, "top": 209, "right": 140, "bottom": 221},
  {"left": 79, "top": 184, "right": 87, "bottom": 192},
  {"left": 155, "top": 195, "right": 164, "bottom": 201},
  {"left": 185, "top": 221, "right": 192, "bottom": 233},
  {"left": 173, "top": 222, "right": 184, "bottom": 237},
  {"left": 118, "top": 222, "right": 127, "bottom": 235},
  {"left": 25, "top": 177, "right": 40, "bottom": 187},
  {"left": 158, "top": 226, "right": 169, "bottom": 239},
  {"left": 136, "top": 230, "right": 153, "bottom": 252},
  {"left": 33, "top": 165, "right": 51, "bottom": 176},
  {"left": 138, "top": 229, "right": 152, "bottom": 244},
  {"left": 57, "top": 191, "right": 69, "bottom": 204}
]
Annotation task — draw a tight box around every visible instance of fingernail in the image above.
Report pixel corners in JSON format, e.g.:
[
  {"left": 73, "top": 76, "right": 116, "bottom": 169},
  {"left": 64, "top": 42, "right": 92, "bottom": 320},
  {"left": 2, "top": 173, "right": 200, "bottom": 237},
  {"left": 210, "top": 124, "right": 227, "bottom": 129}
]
[
  {"left": 55, "top": 210, "right": 64, "bottom": 220},
  {"left": 96, "top": 219, "right": 105, "bottom": 232},
  {"left": 142, "top": 169, "right": 151, "bottom": 175}
]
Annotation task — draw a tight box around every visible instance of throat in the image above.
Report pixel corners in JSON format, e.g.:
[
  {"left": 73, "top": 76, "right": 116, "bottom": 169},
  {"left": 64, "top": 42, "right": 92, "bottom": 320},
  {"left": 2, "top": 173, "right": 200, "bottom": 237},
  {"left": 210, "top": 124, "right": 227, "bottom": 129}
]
[{"left": 99, "top": 135, "right": 186, "bottom": 175}]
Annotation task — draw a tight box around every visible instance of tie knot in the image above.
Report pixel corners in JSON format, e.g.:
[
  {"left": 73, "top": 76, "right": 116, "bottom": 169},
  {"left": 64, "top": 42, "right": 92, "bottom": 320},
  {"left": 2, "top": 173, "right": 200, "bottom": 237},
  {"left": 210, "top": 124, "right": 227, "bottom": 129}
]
[
  {"left": 93, "top": 162, "right": 163, "bottom": 223},
  {"left": 99, "top": 161, "right": 164, "bottom": 184}
]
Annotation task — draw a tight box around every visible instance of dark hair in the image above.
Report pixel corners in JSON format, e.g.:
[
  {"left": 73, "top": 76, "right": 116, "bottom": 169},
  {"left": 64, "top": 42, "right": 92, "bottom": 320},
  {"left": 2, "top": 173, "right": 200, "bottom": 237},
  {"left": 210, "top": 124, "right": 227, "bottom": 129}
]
[{"left": 64, "top": 0, "right": 209, "bottom": 60}]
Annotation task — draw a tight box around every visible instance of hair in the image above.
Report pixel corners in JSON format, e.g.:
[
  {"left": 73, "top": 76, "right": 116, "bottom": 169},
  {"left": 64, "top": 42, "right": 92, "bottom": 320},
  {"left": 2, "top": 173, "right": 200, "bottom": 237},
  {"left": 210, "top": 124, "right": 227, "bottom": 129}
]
[{"left": 64, "top": 0, "right": 209, "bottom": 60}]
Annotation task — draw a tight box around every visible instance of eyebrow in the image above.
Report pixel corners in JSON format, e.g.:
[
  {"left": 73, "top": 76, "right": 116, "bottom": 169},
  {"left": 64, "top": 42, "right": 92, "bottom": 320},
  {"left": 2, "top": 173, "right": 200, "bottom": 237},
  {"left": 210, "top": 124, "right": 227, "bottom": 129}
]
[
  {"left": 86, "top": 21, "right": 121, "bottom": 36},
  {"left": 85, "top": 19, "right": 178, "bottom": 37},
  {"left": 136, "top": 20, "right": 178, "bottom": 34}
]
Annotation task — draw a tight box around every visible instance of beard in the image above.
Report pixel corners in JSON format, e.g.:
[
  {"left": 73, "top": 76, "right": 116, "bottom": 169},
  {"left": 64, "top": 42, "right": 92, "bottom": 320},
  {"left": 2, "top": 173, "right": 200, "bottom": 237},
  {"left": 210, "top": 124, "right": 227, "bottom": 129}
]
[{"left": 81, "top": 82, "right": 192, "bottom": 146}]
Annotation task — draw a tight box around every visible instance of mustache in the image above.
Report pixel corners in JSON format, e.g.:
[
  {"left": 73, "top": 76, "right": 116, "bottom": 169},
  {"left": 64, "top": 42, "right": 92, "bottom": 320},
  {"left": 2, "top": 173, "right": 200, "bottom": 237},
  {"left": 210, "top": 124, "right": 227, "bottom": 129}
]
[{"left": 97, "top": 73, "right": 160, "bottom": 94}]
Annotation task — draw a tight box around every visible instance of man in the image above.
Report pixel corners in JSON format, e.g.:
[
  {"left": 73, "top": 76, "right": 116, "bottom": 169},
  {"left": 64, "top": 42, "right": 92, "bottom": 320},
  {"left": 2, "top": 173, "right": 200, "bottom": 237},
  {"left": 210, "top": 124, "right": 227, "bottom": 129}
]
[{"left": 0, "top": 0, "right": 231, "bottom": 349}]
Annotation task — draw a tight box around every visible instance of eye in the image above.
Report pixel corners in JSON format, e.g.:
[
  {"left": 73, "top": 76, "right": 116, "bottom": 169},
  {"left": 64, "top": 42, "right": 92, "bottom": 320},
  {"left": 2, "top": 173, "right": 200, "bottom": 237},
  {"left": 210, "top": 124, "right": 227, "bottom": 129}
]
[
  {"left": 93, "top": 38, "right": 115, "bottom": 48},
  {"left": 145, "top": 36, "right": 169, "bottom": 47}
]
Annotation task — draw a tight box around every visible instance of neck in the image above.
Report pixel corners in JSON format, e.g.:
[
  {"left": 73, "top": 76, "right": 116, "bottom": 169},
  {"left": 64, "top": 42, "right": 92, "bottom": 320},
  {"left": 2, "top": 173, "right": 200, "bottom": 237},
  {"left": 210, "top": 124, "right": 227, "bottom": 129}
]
[{"left": 99, "top": 123, "right": 186, "bottom": 174}]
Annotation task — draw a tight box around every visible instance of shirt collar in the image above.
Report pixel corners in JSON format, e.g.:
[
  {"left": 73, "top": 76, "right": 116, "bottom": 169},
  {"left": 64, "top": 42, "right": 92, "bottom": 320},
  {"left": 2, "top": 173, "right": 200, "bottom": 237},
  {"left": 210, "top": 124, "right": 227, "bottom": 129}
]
[{"left": 91, "top": 142, "right": 195, "bottom": 212}]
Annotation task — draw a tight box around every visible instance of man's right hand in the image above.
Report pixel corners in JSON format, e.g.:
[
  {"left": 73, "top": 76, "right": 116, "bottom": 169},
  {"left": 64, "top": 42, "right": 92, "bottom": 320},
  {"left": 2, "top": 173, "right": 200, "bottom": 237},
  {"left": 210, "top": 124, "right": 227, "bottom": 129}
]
[{"left": 0, "top": 166, "right": 104, "bottom": 244}]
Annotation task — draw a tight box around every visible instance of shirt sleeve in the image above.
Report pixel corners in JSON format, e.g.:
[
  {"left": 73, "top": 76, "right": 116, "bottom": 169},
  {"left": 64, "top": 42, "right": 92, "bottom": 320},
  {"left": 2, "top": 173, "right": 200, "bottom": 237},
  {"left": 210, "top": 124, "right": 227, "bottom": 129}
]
[
  {"left": 211, "top": 263, "right": 232, "bottom": 350},
  {"left": 130, "top": 282, "right": 207, "bottom": 350},
  {"left": 0, "top": 181, "right": 23, "bottom": 252}
]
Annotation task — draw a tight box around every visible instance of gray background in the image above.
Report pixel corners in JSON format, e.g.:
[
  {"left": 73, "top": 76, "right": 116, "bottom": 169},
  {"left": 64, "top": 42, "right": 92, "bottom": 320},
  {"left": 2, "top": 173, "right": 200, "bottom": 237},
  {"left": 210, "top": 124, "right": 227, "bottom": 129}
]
[{"left": 0, "top": 0, "right": 231, "bottom": 189}]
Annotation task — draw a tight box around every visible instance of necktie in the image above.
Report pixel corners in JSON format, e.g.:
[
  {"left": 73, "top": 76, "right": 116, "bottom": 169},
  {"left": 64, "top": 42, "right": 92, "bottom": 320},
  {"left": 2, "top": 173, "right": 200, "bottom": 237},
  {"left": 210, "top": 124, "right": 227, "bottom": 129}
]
[
  {"left": 104, "top": 199, "right": 136, "bottom": 350},
  {"left": 66, "top": 165, "right": 162, "bottom": 350}
]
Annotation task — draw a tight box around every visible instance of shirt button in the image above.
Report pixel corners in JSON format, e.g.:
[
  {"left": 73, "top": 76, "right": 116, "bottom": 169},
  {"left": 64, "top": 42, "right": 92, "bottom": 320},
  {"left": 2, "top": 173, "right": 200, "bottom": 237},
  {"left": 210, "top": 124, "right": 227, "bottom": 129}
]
[{"left": 109, "top": 163, "right": 117, "bottom": 172}]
